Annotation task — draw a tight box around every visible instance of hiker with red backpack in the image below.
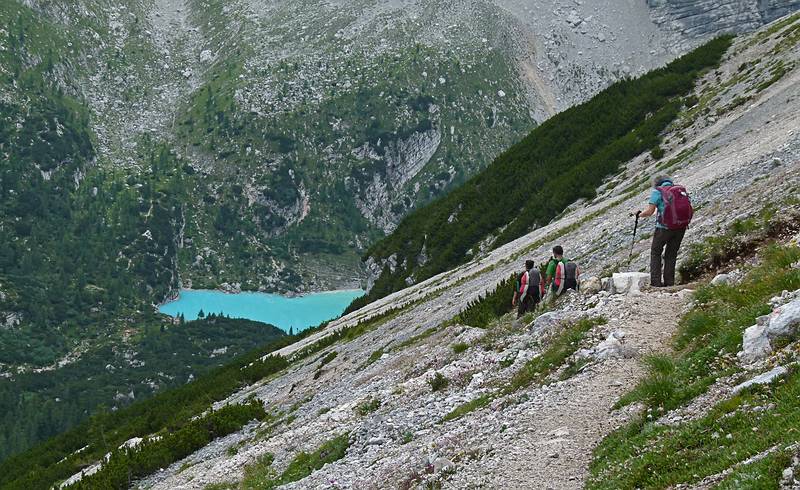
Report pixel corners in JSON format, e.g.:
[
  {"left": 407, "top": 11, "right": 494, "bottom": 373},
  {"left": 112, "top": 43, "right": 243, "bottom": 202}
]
[
  {"left": 544, "top": 246, "right": 580, "bottom": 300},
  {"left": 512, "top": 260, "right": 542, "bottom": 317},
  {"left": 635, "top": 175, "right": 694, "bottom": 287}
]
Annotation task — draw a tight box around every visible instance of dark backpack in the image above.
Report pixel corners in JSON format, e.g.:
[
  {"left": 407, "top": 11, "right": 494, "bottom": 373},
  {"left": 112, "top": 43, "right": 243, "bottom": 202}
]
[
  {"left": 657, "top": 185, "right": 693, "bottom": 230},
  {"left": 519, "top": 269, "right": 541, "bottom": 301},
  {"left": 554, "top": 260, "right": 580, "bottom": 295}
]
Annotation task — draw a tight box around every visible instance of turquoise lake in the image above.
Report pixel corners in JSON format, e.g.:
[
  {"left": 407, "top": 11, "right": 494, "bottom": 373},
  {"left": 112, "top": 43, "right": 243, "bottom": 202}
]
[{"left": 158, "top": 289, "right": 364, "bottom": 332}]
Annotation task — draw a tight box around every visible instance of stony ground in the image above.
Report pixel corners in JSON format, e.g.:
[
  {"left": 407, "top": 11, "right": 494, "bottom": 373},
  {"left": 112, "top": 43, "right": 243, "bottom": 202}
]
[
  {"left": 447, "top": 293, "right": 685, "bottom": 489},
  {"left": 94, "top": 13, "right": 800, "bottom": 490}
]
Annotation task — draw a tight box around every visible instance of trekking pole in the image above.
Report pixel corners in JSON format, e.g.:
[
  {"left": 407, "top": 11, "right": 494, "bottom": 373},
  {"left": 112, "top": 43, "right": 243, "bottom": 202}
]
[{"left": 628, "top": 211, "right": 641, "bottom": 261}]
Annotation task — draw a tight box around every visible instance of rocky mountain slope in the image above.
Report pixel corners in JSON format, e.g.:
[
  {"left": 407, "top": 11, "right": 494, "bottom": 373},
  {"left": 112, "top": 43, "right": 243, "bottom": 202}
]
[
  {"left": 5, "top": 0, "right": 797, "bottom": 461},
  {"left": 5, "top": 0, "right": 797, "bottom": 298},
  {"left": 44, "top": 13, "right": 800, "bottom": 489}
]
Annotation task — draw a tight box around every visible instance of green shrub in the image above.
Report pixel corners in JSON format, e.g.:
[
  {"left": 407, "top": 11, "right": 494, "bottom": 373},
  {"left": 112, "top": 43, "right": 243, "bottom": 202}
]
[
  {"left": 451, "top": 342, "right": 469, "bottom": 354},
  {"left": 453, "top": 274, "right": 517, "bottom": 328},
  {"left": 68, "top": 401, "right": 267, "bottom": 489},
  {"left": 241, "top": 433, "right": 350, "bottom": 489},
  {"left": 355, "top": 398, "right": 381, "bottom": 416},
  {"left": 650, "top": 145, "right": 666, "bottom": 160},
  {"left": 318, "top": 351, "right": 338, "bottom": 368},
  {"left": 429, "top": 373, "right": 449, "bottom": 392}
]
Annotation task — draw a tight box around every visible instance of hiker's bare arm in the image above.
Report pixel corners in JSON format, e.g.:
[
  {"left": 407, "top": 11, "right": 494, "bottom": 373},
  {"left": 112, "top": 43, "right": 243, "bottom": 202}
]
[{"left": 638, "top": 204, "right": 657, "bottom": 218}]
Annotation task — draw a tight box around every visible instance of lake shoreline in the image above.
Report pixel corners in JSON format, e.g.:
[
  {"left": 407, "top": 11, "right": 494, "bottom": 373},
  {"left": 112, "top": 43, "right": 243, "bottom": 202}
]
[
  {"left": 157, "top": 288, "right": 364, "bottom": 332},
  {"left": 159, "top": 287, "right": 365, "bottom": 306}
]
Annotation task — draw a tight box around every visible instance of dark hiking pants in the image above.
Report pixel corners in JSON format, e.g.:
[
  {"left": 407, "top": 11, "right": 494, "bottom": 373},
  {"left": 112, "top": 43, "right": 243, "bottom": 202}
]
[
  {"left": 517, "top": 294, "right": 539, "bottom": 317},
  {"left": 650, "top": 227, "right": 686, "bottom": 287}
]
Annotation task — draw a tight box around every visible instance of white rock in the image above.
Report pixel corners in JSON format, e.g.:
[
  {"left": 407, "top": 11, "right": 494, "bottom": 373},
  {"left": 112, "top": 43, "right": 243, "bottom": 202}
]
[
  {"left": 530, "top": 311, "right": 586, "bottom": 336},
  {"left": 739, "top": 298, "right": 800, "bottom": 363},
  {"left": 433, "top": 457, "right": 455, "bottom": 473},
  {"left": 710, "top": 273, "right": 732, "bottom": 286},
  {"left": 609, "top": 272, "right": 649, "bottom": 295},
  {"left": 732, "top": 366, "right": 787, "bottom": 394},
  {"left": 767, "top": 298, "right": 800, "bottom": 337},
  {"left": 739, "top": 323, "right": 771, "bottom": 364},
  {"left": 594, "top": 332, "right": 630, "bottom": 360}
]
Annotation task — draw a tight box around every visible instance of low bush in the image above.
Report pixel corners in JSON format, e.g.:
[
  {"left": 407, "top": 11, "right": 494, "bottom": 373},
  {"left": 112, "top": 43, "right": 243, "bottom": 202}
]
[{"left": 429, "top": 373, "right": 449, "bottom": 392}]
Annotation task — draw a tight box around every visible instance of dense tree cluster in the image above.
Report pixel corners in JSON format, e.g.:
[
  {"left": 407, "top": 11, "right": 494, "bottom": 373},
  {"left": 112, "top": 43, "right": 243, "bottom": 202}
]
[
  {"left": 0, "top": 316, "right": 286, "bottom": 461},
  {"left": 454, "top": 273, "right": 517, "bottom": 328},
  {"left": 68, "top": 401, "right": 267, "bottom": 490},
  {"left": 0, "top": 339, "right": 290, "bottom": 490},
  {"left": 348, "top": 36, "right": 733, "bottom": 313}
]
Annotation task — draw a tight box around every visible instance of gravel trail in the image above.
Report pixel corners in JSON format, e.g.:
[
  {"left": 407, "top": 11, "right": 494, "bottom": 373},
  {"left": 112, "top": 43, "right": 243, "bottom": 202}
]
[{"left": 449, "top": 292, "right": 684, "bottom": 489}]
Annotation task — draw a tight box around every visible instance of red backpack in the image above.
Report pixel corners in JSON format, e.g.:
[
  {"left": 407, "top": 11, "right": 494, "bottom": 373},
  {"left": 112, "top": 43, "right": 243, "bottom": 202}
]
[{"left": 657, "top": 185, "right": 693, "bottom": 230}]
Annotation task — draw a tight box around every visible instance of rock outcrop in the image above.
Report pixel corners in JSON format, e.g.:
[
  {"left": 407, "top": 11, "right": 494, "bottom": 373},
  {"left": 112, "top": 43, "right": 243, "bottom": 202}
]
[
  {"left": 739, "top": 296, "right": 800, "bottom": 363},
  {"left": 648, "top": 0, "right": 800, "bottom": 39}
]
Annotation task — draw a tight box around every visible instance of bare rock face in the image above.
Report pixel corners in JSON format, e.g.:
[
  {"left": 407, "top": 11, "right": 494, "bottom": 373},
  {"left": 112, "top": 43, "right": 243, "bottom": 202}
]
[
  {"left": 647, "top": 0, "right": 800, "bottom": 39},
  {"left": 355, "top": 129, "right": 443, "bottom": 234}
]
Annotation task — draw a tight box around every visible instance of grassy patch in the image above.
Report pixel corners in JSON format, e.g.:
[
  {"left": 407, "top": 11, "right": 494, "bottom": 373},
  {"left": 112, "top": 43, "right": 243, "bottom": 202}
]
[
  {"left": 318, "top": 351, "right": 338, "bottom": 368},
  {"left": 355, "top": 398, "right": 381, "bottom": 416},
  {"left": 589, "top": 245, "right": 800, "bottom": 489},
  {"left": 678, "top": 207, "right": 798, "bottom": 283},
  {"left": 589, "top": 369, "right": 800, "bottom": 489},
  {"left": 559, "top": 357, "right": 593, "bottom": 381},
  {"left": 442, "top": 317, "right": 606, "bottom": 422},
  {"left": 756, "top": 61, "right": 790, "bottom": 92},
  {"left": 442, "top": 394, "right": 493, "bottom": 423},
  {"left": 241, "top": 433, "right": 350, "bottom": 489},
  {"left": 502, "top": 317, "right": 606, "bottom": 395},
  {"left": 715, "top": 449, "right": 791, "bottom": 490},
  {"left": 621, "top": 245, "right": 800, "bottom": 413},
  {"left": 451, "top": 342, "right": 469, "bottom": 354},
  {"left": 394, "top": 326, "right": 439, "bottom": 352}
]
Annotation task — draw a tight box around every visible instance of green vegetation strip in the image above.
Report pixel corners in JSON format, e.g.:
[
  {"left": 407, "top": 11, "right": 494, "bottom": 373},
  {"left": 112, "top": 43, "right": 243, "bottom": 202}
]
[
  {"left": 0, "top": 341, "right": 291, "bottom": 490},
  {"left": 241, "top": 433, "right": 350, "bottom": 489},
  {"left": 442, "top": 317, "right": 605, "bottom": 422},
  {"left": 453, "top": 273, "right": 516, "bottom": 328},
  {"left": 67, "top": 401, "right": 267, "bottom": 489},
  {"left": 503, "top": 317, "right": 606, "bottom": 395},
  {"left": 354, "top": 36, "right": 732, "bottom": 310},
  {"left": 678, "top": 207, "right": 798, "bottom": 283},
  {"left": 588, "top": 244, "right": 800, "bottom": 489}
]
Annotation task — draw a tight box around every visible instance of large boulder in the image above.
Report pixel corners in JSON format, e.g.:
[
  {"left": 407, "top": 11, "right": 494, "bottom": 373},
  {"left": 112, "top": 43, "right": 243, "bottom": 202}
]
[
  {"left": 739, "top": 297, "right": 800, "bottom": 364},
  {"left": 609, "top": 272, "right": 650, "bottom": 295}
]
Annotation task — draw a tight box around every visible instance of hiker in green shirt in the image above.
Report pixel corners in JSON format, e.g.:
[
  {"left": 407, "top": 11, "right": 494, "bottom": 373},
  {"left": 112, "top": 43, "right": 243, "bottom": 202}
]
[
  {"left": 544, "top": 245, "right": 580, "bottom": 300},
  {"left": 545, "top": 245, "right": 564, "bottom": 289}
]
